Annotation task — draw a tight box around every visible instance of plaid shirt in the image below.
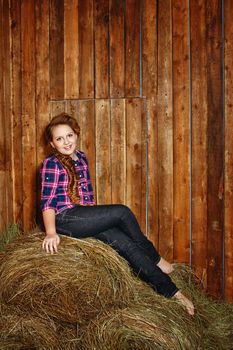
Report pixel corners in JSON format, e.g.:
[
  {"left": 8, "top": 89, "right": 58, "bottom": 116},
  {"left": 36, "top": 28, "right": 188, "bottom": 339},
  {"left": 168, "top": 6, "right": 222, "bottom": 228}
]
[{"left": 41, "top": 150, "right": 95, "bottom": 214}]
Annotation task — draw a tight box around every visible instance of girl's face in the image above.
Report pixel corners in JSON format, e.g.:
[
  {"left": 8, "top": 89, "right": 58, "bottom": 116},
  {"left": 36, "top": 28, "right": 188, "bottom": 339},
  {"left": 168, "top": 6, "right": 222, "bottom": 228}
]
[{"left": 50, "top": 124, "right": 78, "bottom": 159}]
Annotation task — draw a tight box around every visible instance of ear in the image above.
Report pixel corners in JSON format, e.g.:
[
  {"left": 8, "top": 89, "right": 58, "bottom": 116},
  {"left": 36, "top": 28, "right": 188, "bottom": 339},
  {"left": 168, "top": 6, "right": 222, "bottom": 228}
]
[{"left": 50, "top": 141, "right": 55, "bottom": 148}]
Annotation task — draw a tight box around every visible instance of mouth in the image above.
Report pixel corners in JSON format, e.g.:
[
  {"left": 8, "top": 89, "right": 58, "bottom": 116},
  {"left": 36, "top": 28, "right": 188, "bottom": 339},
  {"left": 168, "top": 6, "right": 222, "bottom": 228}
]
[{"left": 64, "top": 145, "right": 72, "bottom": 151}]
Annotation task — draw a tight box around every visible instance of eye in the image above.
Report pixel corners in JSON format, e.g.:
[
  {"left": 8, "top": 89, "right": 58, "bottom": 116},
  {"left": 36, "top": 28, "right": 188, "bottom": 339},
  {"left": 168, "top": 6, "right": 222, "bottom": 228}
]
[
  {"left": 68, "top": 133, "right": 74, "bottom": 138},
  {"left": 56, "top": 137, "right": 62, "bottom": 142}
]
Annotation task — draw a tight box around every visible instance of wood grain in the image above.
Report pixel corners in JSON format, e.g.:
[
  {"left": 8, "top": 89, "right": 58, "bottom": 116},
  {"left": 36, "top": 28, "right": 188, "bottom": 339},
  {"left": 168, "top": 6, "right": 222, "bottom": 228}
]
[
  {"left": 95, "top": 0, "right": 109, "bottom": 98},
  {"left": 78, "top": 0, "right": 94, "bottom": 98},
  {"left": 79, "top": 100, "right": 96, "bottom": 197},
  {"left": 142, "top": 0, "right": 157, "bottom": 97},
  {"left": 206, "top": 0, "right": 224, "bottom": 298},
  {"left": 2, "top": 0, "right": 13, "bottom": 225},
  {"left": 224, "top": 0, "right": 233, "bottom": 302},
  {"left": 10, "top": 0, "right": 23, "bottom": 224},
  {"left": 95, "top": 99, "right": 111, "bottom": 204},
  {"left": 172, "top": 0, "right": 190, "bottom": 263},
  {"left": 50, "top": 0, "right": 64, "bottom": 100},
  {"left": 64, "top": 0, "right": 79, "bottom": 98},
  {"left": 126, "top": 98, "right": 143, "bottom": 226},
  {"left": 111, "top": 98, "right": 126, "bottom": 204},
  {"left": 0, "top": 0, "right": 7, "bottom": 228},
  {"left": 190, "top": 0, "right": 208, "bottom": 287},
  {"left": 35, "top": 0, "right": 50, "bottom": 165},
  {"left": 142, "top": 0, "right": 158, "bottom": 245},
  {"left": 125, "top": 0, "right": 140, "bottom": 97},
  {"left": 21, "top": 0, "right": 37, "bottom": 230},
  {"left": 109, "top": 0, "right": 125, "bottom": 98},
  {"left": 157, "top": 0, "right": 173, "bottom": 261}
]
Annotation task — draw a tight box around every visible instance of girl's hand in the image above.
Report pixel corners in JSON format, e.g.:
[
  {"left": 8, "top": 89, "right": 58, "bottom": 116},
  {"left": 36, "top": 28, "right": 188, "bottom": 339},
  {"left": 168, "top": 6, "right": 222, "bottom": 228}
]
[{"left": 42, "top": 233, "right": 60, "bottom": 254}]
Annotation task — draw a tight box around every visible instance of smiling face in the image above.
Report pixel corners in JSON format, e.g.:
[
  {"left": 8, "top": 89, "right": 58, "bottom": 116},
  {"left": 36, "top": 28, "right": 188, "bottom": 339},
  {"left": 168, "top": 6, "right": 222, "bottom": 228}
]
[{"left": 50, "top": 124, "right": 78, "bottom": 159}]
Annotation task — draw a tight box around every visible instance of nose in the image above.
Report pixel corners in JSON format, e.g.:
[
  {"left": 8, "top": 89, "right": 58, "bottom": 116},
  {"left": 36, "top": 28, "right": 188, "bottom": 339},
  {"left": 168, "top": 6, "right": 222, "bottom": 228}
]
[{"left": 64, "top": 137, "right": 69, "bottom": 145}]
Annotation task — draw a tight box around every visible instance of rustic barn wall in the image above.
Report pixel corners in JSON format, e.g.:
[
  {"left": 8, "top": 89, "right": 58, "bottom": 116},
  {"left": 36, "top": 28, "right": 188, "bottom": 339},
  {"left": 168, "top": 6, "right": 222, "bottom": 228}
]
[{"left": 0, "top": 0, "right": 232, "bottom": 301}]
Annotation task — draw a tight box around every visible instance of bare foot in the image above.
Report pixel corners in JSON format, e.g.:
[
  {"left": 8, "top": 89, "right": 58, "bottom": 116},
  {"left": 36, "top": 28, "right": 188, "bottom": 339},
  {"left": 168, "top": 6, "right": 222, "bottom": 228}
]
[
  {"left": 157, "top": 257, "right": 174, "bottom": 274},
  {"left": 173, "top": 291, "right": 195, "bottom": 316}
]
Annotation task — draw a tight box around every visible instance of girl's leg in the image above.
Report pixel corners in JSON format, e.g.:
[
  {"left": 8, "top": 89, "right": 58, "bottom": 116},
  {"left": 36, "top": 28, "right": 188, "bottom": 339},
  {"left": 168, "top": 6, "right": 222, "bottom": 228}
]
[
  {"left": 56, "top": 204, "right": 161, "bottom": 264},
  {"left": 56, "top": 208, "right": 194, "bottom": 314},
  {"left": 95, "top": 227, "right": 178, "bottom": 298}
]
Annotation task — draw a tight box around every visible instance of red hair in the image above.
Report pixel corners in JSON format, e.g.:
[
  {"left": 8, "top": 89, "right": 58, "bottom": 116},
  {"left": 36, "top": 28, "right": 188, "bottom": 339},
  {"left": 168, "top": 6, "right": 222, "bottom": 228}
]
[{"left": 45, "top": 113, "right": 80, "bottom": 143}]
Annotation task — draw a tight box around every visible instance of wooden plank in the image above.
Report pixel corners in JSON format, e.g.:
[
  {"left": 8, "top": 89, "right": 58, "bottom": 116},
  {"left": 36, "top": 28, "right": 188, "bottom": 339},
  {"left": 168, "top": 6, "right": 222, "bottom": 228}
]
[
  {"left": 125, "top": 0, "right": 140, "bottom": 97},
  {"left": 190, "top": 0, "right": 208, "bottom": 287},
  {"left": 147, "top": 98, "right": 159, "bottom": 248},
  {"left": 172, "top": 0, "right": 190, "bottom": 263},
  {"left": 142, "top": 0, "right": 157, "bottom": 97},
  {"left": 0, "top": 0, "right": 7, "bottom": 230},
  {"left": 206, "top": 0, "right": 224, "bottom": 298},
  {"left": 110, "top": 99, "right": 126, "bottom": 204},
  {"left": 21, "top": 0, "right": 37, "bottom": 231},
  {"left": 35, "top": 0, "right": 50, "bottom": 165},
  {"left": 2, "top": 0, "right": 13, "bottom": 225},
  {"left": 126, "top": 98, "right": 143, "bottom": 226},
  {"left": 35, "top": 0, "right": 50, "bottom": 226},
  {"left": 95, "top": 99, "right": 111, "bottom": 204},
  {"left": 79, "top": 100, "right": 96, "bottom": 197},
  {"left": 157, "top": 0, "right": 173, "bottom": 261},
  {"left": 109, "top": 0, "right": 125, "bottom": 98},
  {"left": 94, "top": 0, "right": 109, "bottom": 98},
  {"left": 10, "top": 0, "right": 23, "bottom": 224},
  {"left": 224, "top": 0, "right": 233, "bottom": 302},
  {"left": 50, "top": 0, "right": 64, "bottom": 100},
  {"left": 50, "top": 101, "right": 66, "bottom": 118},
  {"left": 78, "top": 0, "right": 94, "bottom": 98},
  {"left": 142, "top": 0, "right": 158, "bottom": 245},
  {"left": 64, "top": 0, "right": 79, "bottom": 98},
  {"left": 140, "top": 98, "right": 147, "bottom": 234}
]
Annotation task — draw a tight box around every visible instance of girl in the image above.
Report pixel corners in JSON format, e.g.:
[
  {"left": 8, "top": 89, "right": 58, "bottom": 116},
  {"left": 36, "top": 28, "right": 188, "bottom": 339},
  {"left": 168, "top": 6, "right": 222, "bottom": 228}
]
[{"left": 41, "top": 113, "right": 194, "bottom": 316}]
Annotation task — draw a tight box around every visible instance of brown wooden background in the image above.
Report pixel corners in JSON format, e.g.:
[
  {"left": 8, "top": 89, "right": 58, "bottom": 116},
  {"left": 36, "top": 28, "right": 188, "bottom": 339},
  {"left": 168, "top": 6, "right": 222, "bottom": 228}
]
[{"left": 0, "top": 0, "right": 232, "bottom": 301}]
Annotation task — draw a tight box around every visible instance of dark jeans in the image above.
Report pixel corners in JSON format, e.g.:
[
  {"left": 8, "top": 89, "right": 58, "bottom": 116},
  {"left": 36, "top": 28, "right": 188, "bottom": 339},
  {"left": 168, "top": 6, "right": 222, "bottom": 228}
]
[{"left": 56, "top": 204, "right": 178, "bottom": 298}]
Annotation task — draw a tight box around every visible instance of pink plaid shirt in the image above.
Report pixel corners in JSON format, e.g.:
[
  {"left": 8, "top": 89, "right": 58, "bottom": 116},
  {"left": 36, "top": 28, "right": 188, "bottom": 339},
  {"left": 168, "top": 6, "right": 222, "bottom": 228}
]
[{"left": 41, "top": 150, "right": 95, "bottom": 214}]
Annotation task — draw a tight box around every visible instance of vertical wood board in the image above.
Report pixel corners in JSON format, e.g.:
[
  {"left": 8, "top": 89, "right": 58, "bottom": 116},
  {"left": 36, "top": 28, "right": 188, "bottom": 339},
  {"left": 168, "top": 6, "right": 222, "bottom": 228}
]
[
  {"left": 64, "top": 0, "right": 79, "bottom": 98},
  {"left": 95, "top": 99, "right": 111, "bottom": 203},
  {"left": 21, "top": 0, "right": 37, "bottom": 230},
  {"left": 95, "top": 0, "right": 109, "bottom": 98},
  {"left": 190, "top": 0, "right": 208, "bottom": 285},
  {"left": 224, "top": 0, "right": 233, "bottom": 302},
  {"left": 10, "top": 0, "right": 23, "bottom": 223},
  {"left": 125, "top": 0, "right": 141, "bottom": 97},
  {"left": 206, "top": 0, "right": 224, "bottom": 298},
  {"left": 157, "top": 0, "right": 173, "bottom": 261},
  {"left": 172, "top": 0, "right": 190, "bottom": 263},
  {"left": 109, "top": 0, "right": 125, "bottom": 98},
  {"left": 78, "top": 0, "right": 94, "bottom": 98},
  {"left": 126, "top": 98, "right": 143, "bottom": 227},
  {"left": 50, "top": 0, "right": 64, "bottom": 99},
  {"left": 111, "top": 98, "right": 126, "bottom": 204}
]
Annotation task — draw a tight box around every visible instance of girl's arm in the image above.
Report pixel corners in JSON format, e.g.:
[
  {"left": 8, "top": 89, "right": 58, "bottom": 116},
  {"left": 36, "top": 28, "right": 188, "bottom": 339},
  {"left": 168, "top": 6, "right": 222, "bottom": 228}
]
[{"left": 42, "top": 209, "right": 60, "bottom": 254}]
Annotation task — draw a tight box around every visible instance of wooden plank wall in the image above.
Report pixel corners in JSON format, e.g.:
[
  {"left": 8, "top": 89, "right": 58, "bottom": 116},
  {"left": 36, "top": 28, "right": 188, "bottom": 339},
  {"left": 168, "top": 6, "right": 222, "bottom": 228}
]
[{"left": 0, "top": 0, "right": 233, "bottom": 301}]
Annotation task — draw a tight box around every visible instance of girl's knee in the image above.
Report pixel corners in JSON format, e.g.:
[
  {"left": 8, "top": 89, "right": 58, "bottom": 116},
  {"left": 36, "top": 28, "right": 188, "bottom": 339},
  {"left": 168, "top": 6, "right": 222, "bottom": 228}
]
[{"left": 116, "top": 204, "right": 133, "bottom": 218}]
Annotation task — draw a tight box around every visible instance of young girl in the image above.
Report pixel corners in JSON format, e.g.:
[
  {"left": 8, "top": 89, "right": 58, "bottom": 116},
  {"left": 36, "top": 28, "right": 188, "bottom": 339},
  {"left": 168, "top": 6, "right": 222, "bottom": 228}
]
[{"left": 41, "top": 113, "right": 195, "bottom": 316}]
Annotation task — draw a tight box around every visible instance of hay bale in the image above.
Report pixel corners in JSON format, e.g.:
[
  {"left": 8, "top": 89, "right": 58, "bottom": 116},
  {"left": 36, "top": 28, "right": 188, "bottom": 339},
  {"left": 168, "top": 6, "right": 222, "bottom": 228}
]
[
  {"left": 1, "top": 231, "right": 233, "bottom": 349},
  {"left": 170, "top": 265, "right": 233, "bottom": 350},
  {"left": 0, "top": 233, "right": 136, "bottom": 324},
  {"left": 0, "top": 303, "right": 61, "bottom": 350},
  {"left": 79, "top": 305, "right": 201, "bottom": 350},
  {"left": 0, "top": 302, "right": 80, "bottom": 350}
]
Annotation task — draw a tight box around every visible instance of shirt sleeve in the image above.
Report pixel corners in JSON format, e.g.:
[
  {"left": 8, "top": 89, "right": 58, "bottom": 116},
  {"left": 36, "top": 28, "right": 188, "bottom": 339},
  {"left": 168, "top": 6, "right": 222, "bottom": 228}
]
[{"left": 41, "top": 158, "right": 60, "bottom": 212}]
